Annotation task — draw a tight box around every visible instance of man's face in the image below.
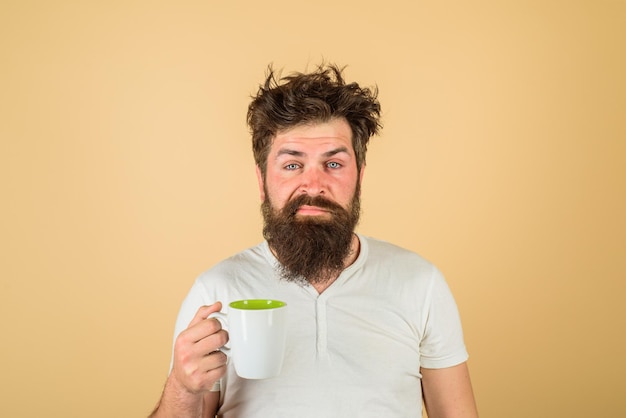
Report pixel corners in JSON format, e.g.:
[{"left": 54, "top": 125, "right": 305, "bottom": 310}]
[
  {"left": 256, "top": 118, "right": 364, "bottom": 285},
  {"left": 256, "top": 118, "right": 363, "bottom": 217}
]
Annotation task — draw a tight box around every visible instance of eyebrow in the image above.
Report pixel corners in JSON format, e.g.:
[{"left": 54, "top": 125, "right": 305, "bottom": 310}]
[{"left": 275, "top": 146, "right": 350, "bottom": 159}]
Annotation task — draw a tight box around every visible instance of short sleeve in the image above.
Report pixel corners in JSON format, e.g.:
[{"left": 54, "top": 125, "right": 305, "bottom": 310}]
[{"left": 419, "top": 268, "right": 469, "bottom": 369}]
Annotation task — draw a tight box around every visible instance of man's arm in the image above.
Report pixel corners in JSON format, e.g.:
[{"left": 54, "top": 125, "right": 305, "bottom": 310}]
[
  {"left": 421, "top": 362, "right": 478, "bottom": 418},
  {"left": 150, "top": 303, "right": 228, "bottom": 418}
]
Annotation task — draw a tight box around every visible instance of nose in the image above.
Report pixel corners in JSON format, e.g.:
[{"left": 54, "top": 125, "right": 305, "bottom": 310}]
[{"left": 300, "top": 166, "right": 325, "bottom": 196}]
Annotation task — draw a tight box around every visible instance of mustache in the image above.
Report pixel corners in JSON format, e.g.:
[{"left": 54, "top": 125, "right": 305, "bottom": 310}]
[{"left": 283, "top": 194, "right": 344, "bottom": 217}]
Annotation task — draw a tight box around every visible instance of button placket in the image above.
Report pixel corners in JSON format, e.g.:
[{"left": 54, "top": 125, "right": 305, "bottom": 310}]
[{"left": 315, "top": 295, "right": 328, "bottom": 355}]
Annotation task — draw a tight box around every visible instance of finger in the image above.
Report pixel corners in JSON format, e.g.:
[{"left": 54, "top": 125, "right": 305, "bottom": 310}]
[
  {"left": 200, "top": 355, "right": 228, "bottom": 390},
  {"left": 199, "top": 350, "right": 228, "bottom": 374},
  {"left": 178, "top": 304, "right": 225, "bottom": 346},
  {"left": 187, "top": 302, "right": 223, "bottom": 328},
  {"left": 195, "top": 328, "right": 229, "bottom": 354},
  {"left": 174, "top": 350, "right": 228, "bottom": 394}
]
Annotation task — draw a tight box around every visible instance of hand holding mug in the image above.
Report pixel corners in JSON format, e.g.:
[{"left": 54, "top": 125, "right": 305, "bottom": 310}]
[{"left": 170, "top": 303, "right": 229, "bottom": 393}]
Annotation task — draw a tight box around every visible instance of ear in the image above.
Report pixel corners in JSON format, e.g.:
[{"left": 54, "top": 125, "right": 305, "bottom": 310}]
[
  {"left": 255, "top": 165, "right": 266, "bottom": 201},
  {"left": 358, "top": 164, "right": 366, "bottom": 195}
]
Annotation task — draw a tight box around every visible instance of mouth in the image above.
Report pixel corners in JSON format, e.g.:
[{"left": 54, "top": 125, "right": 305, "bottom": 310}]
[{"left": 295, "top": 205, "right": 332, "bottom": 217}]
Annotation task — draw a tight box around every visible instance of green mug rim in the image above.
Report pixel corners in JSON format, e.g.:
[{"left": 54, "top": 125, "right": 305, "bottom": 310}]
[{"left": 229, "top": 299, "right": 286, "bottom": 310}]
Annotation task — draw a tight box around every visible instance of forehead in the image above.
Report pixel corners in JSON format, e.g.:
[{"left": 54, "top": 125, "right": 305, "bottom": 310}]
[{"left": 271, "top": 119, "right": 354, "bottom": 152}]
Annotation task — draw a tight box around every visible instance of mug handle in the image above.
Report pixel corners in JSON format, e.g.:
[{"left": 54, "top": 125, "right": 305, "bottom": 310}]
[{"left": 208, "top": 311, "right": 231, "bottom": 354}]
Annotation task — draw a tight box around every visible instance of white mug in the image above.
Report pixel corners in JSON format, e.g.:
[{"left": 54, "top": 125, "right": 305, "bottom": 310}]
[{"left": 212, "top": 299, "right": 288, "bottom": 379}]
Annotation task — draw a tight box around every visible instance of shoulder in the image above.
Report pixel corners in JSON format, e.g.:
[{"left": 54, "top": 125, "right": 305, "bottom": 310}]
[
  {"left": 360, "top": 235, "right": 438, "bottom": 276},
  {"left": 193, "top": 241, "right": 274, "bottom": 290}
]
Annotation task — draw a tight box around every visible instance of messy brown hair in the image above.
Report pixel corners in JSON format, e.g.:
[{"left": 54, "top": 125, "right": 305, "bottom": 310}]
[{"left": 247, "top": 63, "right": 382, "bottom": 176}]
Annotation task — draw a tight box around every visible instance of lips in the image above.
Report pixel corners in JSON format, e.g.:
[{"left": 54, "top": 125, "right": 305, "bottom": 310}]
[
  {"left": 296, "top": 205, "right": 331, "bottom": 216},
  {"left": 285, "top": 195, "right": 340, "bottom": 217}
]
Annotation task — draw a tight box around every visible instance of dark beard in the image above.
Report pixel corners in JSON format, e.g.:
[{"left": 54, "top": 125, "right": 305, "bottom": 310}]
[{"left": 261, "top": 189, "right": 361, "bottom": 286}]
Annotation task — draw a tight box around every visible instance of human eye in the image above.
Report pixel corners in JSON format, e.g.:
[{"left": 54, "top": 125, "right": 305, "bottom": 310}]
[
  {"left": 326, "top": 161, "right": 342, "bottom": 169},
  {"left": 284, "top": 163, "right": 301, "bottom": 171}
]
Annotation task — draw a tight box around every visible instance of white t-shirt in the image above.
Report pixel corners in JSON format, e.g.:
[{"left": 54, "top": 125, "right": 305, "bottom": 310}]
[{"left": 172, "top": 235, "right": 469, "bottom": 417}]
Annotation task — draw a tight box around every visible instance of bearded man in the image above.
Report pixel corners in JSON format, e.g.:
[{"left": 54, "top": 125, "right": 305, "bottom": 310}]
[{"left": 151, "top": 64, "right": 478, "bottom": 418}]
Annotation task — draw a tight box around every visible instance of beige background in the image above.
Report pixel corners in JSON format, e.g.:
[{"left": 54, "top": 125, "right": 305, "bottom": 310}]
[{"left": 1, "top": 1, "right": 625, "bottom": 417}]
